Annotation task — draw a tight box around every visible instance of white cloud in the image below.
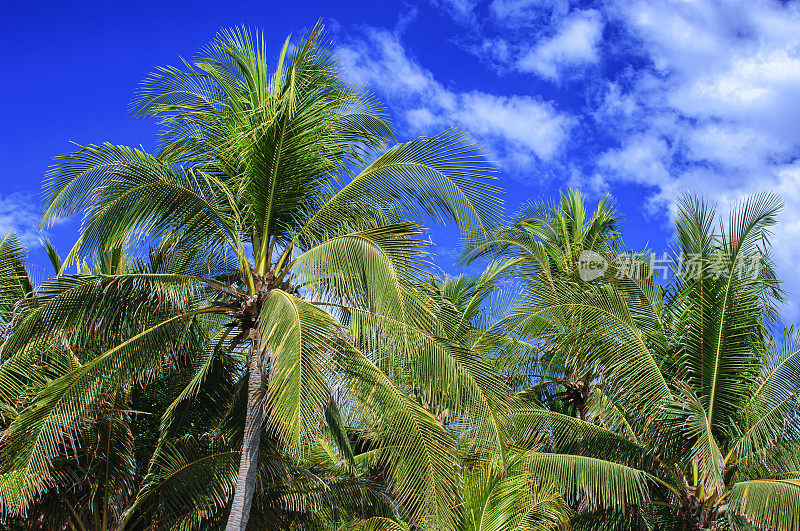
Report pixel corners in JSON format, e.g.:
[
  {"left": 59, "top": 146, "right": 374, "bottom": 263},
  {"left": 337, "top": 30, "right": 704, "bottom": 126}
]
[
  {"left": 597, "top": 0, "right": 800, "bottom": 319},
  {"left": 600, "top": 132, "right": 671, "bottom": 187},
  {"left": 0, "top": 192, "right": 42, "bottom": 246},
  {"left": 337, "top": 28, "right": 573, "bottom": 174},
  {"left": 518, "top": 9, "right": 604, "bottom": 79},
  {"left": 686, "top": 123, "right": 778, "bottom": 171},
  {"left": 478, "top": 38, "right": 512, "bottom": 65},
  {"left": 593, "top": 81, "right": 641, "bottom": 127},
  {"left": 489, "top": 0, "right": 569, "bottom": 27},
  {"left": 458, "top": 92, "right": 572, "bottom": 162},
  {"left": 431, "top": 0, "right": 479, "bottom": 24},
  {"left": 337, "top": 30, "right": 435, "bottom": 96}
]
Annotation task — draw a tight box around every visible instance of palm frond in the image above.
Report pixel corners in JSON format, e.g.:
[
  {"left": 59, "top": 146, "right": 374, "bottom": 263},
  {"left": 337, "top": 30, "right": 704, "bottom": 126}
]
[
  {"left": 728, "top": 478, "right": 800, "bottom": 531},
  {"left": 0, "top": 233, "right": 33, "bottom": 330},
  {"left": 672, "top": 191, "right": 782, "bottom": 435},
  {"left": 337, "top": 341, "right": 461, "bottom": 529},
  {"left": 259, "top": 291, "right": 334, "bottom": 451},
  {"left": 526, "top": 453, "right": 651, "bottom": 513},
  {"left": 297, "top": 127, "right": 502, "bottom": 246}
]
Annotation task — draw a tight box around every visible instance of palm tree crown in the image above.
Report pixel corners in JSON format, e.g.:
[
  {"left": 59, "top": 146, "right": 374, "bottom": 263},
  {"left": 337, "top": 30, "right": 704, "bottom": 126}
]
[
  {"left": 2, "top": 22, "right": 503, "bottom": 530},
  {"left": 509, "top": 192, "right": 799, "bottom": 529}
]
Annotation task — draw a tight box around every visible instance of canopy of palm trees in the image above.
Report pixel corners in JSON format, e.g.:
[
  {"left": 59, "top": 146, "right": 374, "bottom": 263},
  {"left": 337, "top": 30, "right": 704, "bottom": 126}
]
[{"left": 1, "top": 21, "right": 798, "bottom": 531}]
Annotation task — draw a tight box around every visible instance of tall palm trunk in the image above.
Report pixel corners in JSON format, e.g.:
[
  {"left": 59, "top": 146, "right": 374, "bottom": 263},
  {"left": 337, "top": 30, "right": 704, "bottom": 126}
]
[{"left": 226, "top": 337, "right": 265, "bottom": 530}]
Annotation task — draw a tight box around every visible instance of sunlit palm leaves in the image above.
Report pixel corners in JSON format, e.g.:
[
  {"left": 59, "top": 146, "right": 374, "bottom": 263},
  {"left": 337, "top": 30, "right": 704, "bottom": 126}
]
[
  {"left": 7, "top": 21, "right": 504, "bottom": 530},
  {"left": 1, "top": 14, "right": 796, "bottom": 530},
  {"left": 489, "top": 191, "right": 799, "bottom": 529}
]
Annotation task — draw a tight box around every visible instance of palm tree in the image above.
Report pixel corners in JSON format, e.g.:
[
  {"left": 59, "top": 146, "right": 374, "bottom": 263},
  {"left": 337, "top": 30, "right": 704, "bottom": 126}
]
[
  {"left": 387, "top": 261, "right": 524, "bottom": 432},
  {"left": 346, "top": 266, "right": 576, "bottom": 531},
  {"left": 506, "top": 192, "right": 800, "bottom": 529},
  {"left": 464, "top": 190, "right": 620, "bottom": 419},
  {"left": 20, "top": 22, "right": 501, "bottom": 530}
]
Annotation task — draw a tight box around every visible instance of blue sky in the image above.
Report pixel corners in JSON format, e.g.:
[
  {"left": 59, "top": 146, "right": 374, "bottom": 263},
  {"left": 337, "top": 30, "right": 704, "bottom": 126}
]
[{"left": 2, "top": 0, "right": 800, "bottom": 321}]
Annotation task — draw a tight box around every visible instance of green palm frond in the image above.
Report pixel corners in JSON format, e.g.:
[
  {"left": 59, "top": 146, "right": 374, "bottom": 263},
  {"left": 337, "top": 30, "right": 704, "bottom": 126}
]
[
  {"left": 345, "top": 302, "right": 512, "bottom": 463},
  {"left": 507, "top": 407, "right": 645, "bottom": 467},
  {"left": 122, "top": 437, "right": 240, "bottom": 528},
  {"left": 0, "top": 233, "right": 33, "bottom": 330},
  {"left": 462, "top": 453, "right": 569, "bottom": 531},
  {"left": 512, "top": 282, "right": 673, "bottom": 415},
  {"left": 297, "top": 127, "right": 501, "bottom": 246},
  {"left": 730, "top": 327, "right": 800, "bottom": 464},
  {"left": 40, "top": 238, "right": 64, "bottom": 276},
  {"left": 0, "top": 308, "right": 220, "bottom": 510},
  {"left": 337, "top": 340, "right": 461, "bottom": 529},
  {"left": 92, "top": 391, "right": 137, "bottom": 528},
  {"left": 43, "top": 144, "right": 243, "bottom": 267},
  {"left": 295, "top": 222, "right": 431, "bottom": 319},
  {"left": 1, "top": 272, "right": 207, "bottom": 358},
  {"left": 0, "top": 468, "right": 50, "bottom": 518},
  {"left": 462, "top": 189, "right": 617, "bottom": 269},
  {"left": 526, "top": 453, "right": 650, "bottom": 513},
  {"left": 670, "top": 384, "right": 726, "bottom": 496},
  {"left": 584, "top": 388, "right": 639, "bottom": 443},
  {"left": 160, "top": 337, "right": 239, "bottom": 439},
  {"left": 354, "top": 517, "right": 410, "bottom": 531},
  {"left": 728, "top": 478, "right": 800, "bottom": 531},
  {"left": 672, "top": 191, "right": 782, "bottom": 436},
  {"left": 260, "top": 291, "right": 335, "bottom": 451}
]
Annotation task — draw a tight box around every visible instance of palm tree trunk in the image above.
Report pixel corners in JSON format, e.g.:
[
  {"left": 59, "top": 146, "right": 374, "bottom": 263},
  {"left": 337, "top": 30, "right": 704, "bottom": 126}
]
[
  {"left": 226, "top": 337, "right": 265, "bottom": 530},
  {"left": 573, "top": 395, "right": 587, "bottom": 421}
]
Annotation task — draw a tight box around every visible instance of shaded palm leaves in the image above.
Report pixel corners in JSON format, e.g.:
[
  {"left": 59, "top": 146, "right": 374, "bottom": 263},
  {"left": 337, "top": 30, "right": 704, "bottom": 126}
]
[
  {"left": 0, "top": 240, "right": 218, "bottom": 525},
  {"left": 357, "top": 450, "right": 570, "bottom": 531}
]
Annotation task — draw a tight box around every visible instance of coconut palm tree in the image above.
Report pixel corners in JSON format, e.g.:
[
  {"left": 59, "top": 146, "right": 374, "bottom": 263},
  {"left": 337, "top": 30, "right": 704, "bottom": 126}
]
[
  {"left": 506, "top": 192, "right": 800, "bottom": 529},
  {"left": 463, "top": 190, "right": 620, "bottom": 419},
  {"left": 1, "top": 238, "right": 390, "bottom": 530},
  {"left": 18, "top": 22, "right": 501, "bottom": 530}
]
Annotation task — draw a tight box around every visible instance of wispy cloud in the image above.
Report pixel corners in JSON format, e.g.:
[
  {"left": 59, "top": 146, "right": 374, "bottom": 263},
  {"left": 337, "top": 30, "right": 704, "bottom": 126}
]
[
  {"left": 0, "top": 192, "right": 42, "bottom": 246},
  {"left": 422, "top": 0, "right": 800, "bottom": 319},
  {"left": 337, "top": 27, "right": 574, "bottom": 175},
  {"left": 489, "top": 0, "right": 569, "bottom": 27},
  {"left": 517, "top": 9, "right": 604, "bottom": 79},
  {"left": 431, "top": 0, "right": 479, "bottom": 25}
]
